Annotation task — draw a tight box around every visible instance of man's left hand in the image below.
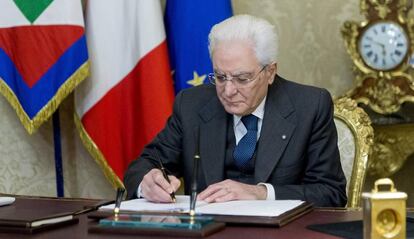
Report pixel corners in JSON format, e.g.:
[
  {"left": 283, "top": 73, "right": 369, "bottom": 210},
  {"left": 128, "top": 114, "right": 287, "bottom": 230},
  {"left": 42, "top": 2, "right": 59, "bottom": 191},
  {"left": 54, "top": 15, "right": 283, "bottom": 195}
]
[{"left": 197, "top": 179, "right": 267, "bottom": 203}]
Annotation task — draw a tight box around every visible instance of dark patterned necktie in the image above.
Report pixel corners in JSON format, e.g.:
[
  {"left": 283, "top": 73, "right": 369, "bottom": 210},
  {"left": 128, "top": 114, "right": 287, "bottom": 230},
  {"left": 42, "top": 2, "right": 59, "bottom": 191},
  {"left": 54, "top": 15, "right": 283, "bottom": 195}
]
[{"left": 233, "top": 114, "right": 258, "bottom": 169}]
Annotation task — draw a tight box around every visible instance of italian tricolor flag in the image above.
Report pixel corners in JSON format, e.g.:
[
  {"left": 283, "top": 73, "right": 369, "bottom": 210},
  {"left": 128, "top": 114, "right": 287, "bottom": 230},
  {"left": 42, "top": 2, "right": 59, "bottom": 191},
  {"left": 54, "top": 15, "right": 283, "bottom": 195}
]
[
  {"left": 75, "top": 0, "right": 174, "bottom": 188},
  {"left": 0, "top": 0, "right": 88, "bottom": 134}
]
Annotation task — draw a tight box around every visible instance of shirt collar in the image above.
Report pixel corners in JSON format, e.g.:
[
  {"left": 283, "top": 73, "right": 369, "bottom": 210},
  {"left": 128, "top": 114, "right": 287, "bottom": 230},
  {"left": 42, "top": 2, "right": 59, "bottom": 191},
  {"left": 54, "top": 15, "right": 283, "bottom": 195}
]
[{"left": 233, "top": 96, "right": 266, "bottom": 125}]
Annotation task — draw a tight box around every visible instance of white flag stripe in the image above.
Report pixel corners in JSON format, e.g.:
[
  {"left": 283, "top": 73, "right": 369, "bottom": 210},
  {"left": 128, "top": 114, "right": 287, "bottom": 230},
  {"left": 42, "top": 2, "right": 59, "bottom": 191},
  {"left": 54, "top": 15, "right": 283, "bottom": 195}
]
[
  {"left": 0, "top": 0, "right": 84, "bottom": 27},
  {"left": 0, "top": 1, "right": 28, "bottom": 26},
  {"left": 35, "top": 0, "right": 84, "bottom": 26},
  {"left": 75, "top": 0, "right": 166, "bottom": 115}
]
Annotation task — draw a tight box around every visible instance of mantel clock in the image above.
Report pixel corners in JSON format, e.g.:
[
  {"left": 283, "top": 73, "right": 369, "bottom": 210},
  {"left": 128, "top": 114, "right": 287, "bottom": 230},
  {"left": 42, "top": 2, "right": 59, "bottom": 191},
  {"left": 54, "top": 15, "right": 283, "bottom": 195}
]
[{"left": 342, "top": 0, "right": 414, "bottom": 114}]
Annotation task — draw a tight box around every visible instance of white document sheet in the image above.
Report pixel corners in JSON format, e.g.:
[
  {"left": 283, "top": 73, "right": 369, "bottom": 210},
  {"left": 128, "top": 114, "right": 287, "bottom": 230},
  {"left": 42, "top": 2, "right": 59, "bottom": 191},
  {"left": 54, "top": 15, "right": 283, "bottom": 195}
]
[
  {"left": 100, "top": 195, "right": 304, "bottom": 217},
  {"left": 100, "top": 195, "right": 207, "bottom": 213},
  {"left": 0, "top": 197, "right": 15, "bottom": 207},
  {"left": 196, "top": 200, "right": 304, "bottom": 217}
]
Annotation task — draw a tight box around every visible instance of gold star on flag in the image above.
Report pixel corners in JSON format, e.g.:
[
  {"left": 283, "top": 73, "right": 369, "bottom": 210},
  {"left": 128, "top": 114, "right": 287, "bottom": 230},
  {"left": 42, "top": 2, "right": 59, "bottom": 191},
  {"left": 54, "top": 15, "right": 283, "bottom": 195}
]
[{"left": 187, "top": 71, "right": 206, "bottom": 87}]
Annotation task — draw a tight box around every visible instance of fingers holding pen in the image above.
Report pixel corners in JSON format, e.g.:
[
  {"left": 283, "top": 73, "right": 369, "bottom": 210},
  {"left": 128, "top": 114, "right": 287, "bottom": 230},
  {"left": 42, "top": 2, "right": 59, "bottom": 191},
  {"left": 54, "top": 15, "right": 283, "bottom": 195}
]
[
  {"left": 168, "top": 175, "right": 181, "bottom": 193},
  {"left": 141, "top": 169, "right": 178, "bottom": 203}
]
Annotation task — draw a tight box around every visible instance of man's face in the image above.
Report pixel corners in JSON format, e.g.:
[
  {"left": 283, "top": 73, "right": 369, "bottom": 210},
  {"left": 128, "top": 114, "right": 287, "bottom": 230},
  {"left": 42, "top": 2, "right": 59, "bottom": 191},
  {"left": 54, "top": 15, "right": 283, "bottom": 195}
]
[{"left": 212, "top": 40, "right": 276, "bottom": 116}]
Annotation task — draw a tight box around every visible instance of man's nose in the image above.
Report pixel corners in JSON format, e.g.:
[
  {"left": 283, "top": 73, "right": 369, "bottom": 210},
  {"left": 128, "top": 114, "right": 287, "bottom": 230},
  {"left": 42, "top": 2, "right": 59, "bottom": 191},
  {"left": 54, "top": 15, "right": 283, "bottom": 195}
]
[{"left": 223, "top": 80, "right": 237, "bottom": 97}]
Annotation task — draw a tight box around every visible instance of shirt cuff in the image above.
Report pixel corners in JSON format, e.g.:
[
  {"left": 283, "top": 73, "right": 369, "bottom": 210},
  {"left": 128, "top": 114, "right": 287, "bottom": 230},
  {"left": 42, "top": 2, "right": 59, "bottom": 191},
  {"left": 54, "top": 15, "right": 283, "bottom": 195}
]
[
  {"left": 258, "top": 183, "right": 276, "bottom": 200},
  {"left": 137, "top": 182, "right": 144, "bottom": 198}
]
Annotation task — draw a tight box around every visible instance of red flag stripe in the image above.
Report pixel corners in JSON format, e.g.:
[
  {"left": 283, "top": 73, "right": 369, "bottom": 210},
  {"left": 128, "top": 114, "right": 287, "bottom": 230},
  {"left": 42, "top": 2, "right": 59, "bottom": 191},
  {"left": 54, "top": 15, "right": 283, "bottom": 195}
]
[
  {"left": 81, "top": 40, "right": 174, "bottom": 179},
  {"left": 0, "top": 25, "right": 84, "bottom": 87}
]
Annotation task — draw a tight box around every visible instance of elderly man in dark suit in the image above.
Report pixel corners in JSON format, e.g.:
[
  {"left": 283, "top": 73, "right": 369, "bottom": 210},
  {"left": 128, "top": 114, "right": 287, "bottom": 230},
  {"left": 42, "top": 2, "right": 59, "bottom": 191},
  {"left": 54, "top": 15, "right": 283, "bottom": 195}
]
[{"left": 124, "top": 14, "right": 347, "bottom": 207}]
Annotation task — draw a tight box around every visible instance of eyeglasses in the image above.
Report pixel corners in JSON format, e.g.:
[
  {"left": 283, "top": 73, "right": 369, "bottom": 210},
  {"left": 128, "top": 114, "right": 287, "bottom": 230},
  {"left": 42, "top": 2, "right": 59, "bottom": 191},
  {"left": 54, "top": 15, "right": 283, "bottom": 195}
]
[{"left": 208, "top": 65, "right": 268, "bottom": 88}]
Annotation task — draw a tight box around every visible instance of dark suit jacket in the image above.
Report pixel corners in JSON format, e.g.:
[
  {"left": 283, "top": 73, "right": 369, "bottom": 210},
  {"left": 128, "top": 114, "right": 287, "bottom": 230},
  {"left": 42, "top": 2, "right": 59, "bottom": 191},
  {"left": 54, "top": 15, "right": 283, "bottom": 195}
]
[{"left": 124, "top": 76, "right": 347, "bottom": 207}]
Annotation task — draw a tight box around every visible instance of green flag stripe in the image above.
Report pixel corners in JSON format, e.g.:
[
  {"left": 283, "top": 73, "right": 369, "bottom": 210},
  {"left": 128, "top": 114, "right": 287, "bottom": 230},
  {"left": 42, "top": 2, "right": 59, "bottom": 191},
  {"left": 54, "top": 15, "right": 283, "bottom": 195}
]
[{"left": 13, "top": 0, "right": 54, "bottom": 23}]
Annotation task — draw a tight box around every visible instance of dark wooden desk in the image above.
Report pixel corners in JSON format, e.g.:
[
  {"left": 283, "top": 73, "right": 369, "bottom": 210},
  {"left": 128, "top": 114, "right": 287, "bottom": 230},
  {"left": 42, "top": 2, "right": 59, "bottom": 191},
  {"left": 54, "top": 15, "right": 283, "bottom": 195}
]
[{"left": 0, "top": 196, "right": 362, "bottom": 239}]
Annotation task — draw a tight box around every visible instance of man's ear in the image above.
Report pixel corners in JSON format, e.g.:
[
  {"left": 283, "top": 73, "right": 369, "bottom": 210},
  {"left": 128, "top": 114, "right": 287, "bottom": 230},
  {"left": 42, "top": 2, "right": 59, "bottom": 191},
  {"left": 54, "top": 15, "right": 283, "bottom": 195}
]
[{"left": 267, "top": 62, "right": 277, "bottom": 84}]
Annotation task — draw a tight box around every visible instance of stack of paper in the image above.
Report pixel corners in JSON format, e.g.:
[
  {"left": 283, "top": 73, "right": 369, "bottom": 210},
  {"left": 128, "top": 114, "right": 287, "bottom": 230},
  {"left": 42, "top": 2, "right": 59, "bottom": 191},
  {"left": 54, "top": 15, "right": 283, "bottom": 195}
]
[{"left": 100, "top": 195, "right": 305, "bottom": 217}]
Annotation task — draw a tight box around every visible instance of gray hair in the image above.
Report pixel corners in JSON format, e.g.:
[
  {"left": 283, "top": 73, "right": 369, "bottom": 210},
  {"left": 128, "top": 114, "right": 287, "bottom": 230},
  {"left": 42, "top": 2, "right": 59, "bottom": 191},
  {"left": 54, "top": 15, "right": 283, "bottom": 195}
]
[{"left": 208, "top": 14, "right": 278, "bottom": 66}]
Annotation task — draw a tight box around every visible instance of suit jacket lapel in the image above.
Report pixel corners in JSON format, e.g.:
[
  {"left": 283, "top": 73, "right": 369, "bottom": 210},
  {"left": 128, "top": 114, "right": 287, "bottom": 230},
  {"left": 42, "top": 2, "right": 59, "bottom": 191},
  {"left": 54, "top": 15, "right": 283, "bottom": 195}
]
[
  {"left": 255, "top": 77, "right": 297, "bottom": 183},
  {"left": 198, "top": 96, "right": 227, "bottom": 186}
]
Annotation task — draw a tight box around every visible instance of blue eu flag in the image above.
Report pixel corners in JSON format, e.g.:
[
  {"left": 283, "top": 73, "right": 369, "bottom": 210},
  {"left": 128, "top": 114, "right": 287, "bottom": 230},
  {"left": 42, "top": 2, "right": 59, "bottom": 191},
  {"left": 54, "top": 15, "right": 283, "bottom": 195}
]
[{"left": 165, "top": 0, "right": 232, "bottom": 93}]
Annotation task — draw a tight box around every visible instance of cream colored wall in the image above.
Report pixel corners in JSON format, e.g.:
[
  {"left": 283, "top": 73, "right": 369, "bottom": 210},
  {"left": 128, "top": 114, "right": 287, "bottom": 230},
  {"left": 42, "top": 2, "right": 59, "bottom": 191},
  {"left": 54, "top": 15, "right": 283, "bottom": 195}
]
[
  {"left": 0, "top": 1, "right": 362, "bottom": 199},
  {"left": 233, "top": 0, "right": 364, "bottom": 97},
  {"left": 0, "top": 96, "right": 115, "bottom": 199}
]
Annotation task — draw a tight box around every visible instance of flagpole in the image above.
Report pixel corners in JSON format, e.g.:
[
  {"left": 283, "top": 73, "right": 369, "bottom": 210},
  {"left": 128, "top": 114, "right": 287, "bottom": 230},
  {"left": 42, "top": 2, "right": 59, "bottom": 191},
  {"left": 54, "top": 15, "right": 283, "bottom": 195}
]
[{"left": 52, "top": 109, "right": 64, "bottom": 197}]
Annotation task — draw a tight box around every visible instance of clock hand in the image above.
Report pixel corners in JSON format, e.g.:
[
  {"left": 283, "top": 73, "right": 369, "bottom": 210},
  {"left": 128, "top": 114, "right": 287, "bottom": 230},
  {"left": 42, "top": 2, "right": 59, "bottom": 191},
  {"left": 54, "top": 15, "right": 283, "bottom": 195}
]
[
  {"left": 370, "top": 39, "right": 385, "bottom": 48},
  {"left": 370, "top": 40, "right": 386, "bottom": 56}
]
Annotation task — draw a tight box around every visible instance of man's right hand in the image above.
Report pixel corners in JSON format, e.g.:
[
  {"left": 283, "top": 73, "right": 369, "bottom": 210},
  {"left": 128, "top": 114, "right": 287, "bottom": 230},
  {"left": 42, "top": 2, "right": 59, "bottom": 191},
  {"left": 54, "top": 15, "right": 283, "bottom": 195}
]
[{"left": 140, "top": 168, "right": 181, "bottom": 203}]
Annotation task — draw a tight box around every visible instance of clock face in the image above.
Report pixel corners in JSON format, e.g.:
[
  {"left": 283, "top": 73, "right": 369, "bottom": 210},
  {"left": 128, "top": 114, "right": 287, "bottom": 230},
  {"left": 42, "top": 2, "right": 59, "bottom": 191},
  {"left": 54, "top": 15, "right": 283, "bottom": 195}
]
[
  {"left": 376, "top": 209, "right": 401, "bottom": 237},
  {"left": 358, "top": 22, "right": 409, "bottom": 71}
]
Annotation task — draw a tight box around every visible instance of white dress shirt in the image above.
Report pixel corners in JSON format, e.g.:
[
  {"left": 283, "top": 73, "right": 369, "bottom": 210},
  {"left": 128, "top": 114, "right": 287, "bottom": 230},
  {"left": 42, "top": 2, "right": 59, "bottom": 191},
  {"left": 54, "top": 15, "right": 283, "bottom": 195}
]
[{"left": 233, "top": 96, "right": 275, "bottom": 200}]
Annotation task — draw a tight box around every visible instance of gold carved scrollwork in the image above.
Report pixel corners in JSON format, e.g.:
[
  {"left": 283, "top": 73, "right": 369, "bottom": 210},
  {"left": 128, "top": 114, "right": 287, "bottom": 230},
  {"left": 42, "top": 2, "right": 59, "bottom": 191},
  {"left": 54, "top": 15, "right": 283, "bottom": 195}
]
[
  {"left": 369, "top": 124, "right": 414, "bottom": 177},
  {"left": 342, "top": 21, "right": 368, "bottom": 74},
  {"left": 361, "top": 0, "right": 412, "bottom": 21},
  {"left": 342, "top": 0, "right": 414, "bottom": 191},
  {"left": 350, "top": 73, "right": 414, "bottom": 114},
  {"left": 369, "top": 0, "right": 393, "bottom": 19},
  {"left": 334, "top": 97, "right": 374, "bottom": 208},
  {"left": 341, "top": 0, "right": 414, "bottom": 114}
]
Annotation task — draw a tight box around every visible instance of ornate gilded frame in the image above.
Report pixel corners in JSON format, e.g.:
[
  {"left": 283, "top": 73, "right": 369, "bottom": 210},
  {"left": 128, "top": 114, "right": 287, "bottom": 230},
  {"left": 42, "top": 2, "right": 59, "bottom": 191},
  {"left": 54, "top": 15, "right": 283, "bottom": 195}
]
[
  {"left": 334, "top": 97, "right": 374, "bottom": 208},
  {"left": 341, "top": 0, "right": 414, "bottom": 114}
]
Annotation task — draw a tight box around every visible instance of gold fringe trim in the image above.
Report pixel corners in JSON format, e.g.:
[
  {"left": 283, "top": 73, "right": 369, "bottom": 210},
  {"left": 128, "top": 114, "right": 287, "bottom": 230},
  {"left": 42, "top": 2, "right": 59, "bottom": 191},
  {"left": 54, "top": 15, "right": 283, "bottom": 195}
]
[
  {"left": 0, "top": 61, "right": 90, "bottom": 134},
  {"left": 74, "top": 113, "right": 125, "bottom": 190}
]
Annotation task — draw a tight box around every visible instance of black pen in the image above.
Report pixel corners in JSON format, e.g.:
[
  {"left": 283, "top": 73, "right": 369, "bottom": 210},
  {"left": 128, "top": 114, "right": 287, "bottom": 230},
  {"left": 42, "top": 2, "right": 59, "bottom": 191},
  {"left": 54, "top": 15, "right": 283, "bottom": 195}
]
[
  {"left": 114, "top": 187, "right": 125, "bottom": 215},
  {"left": 189, "top": 127, "right": 200, "bottom": 216},
  {"left": 153, "top": 148, "right": 176, "bottom": 203}
]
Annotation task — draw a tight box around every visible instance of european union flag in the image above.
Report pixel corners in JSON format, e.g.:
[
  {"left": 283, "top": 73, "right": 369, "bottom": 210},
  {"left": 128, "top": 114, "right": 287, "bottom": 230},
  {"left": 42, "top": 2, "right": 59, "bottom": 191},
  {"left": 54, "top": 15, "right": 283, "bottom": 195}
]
[{"left": 165, "top": 0, "right": 232, "bottom": 93}]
